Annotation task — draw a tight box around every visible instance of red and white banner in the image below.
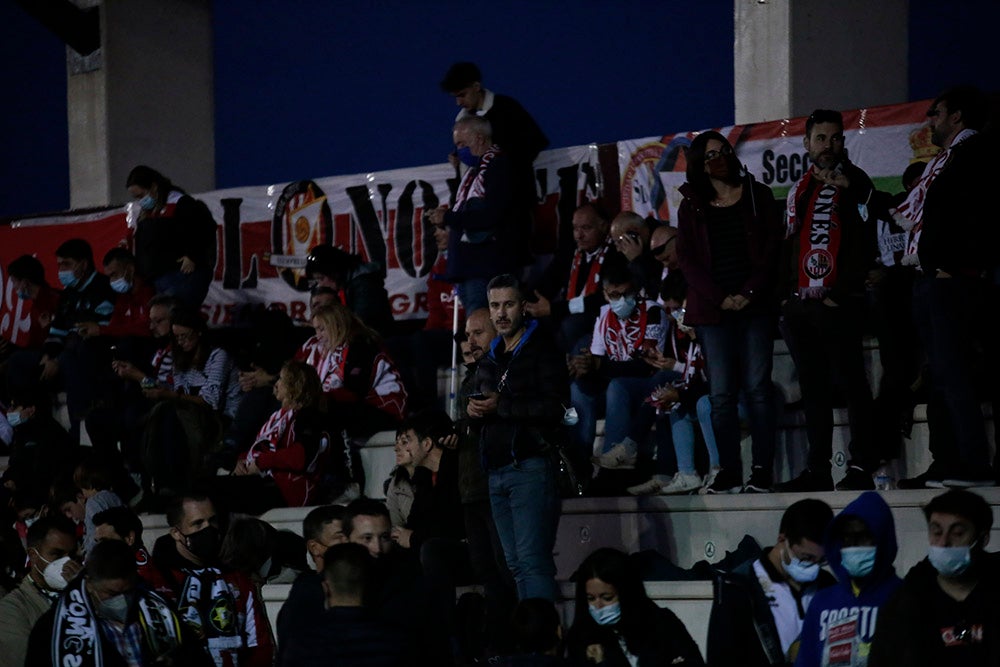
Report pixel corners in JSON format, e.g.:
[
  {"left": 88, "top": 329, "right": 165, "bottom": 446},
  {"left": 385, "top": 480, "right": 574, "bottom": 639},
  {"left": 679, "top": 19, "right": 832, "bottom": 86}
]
[
  {"left": 1, "top": 144, "right": 600, "bottom": 331},
  {"left": 618, "top": 99, "right": 937, "bottom": 224}
]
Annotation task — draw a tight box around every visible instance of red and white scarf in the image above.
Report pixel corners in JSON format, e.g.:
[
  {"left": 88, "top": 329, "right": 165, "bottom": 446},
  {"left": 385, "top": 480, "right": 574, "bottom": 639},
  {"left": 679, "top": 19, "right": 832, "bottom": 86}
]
[
  {"left": 454, "top": 146, "right": 499, "bottom": 210},
  {"left": 892, "top": 129, "right": 977, "bottom": 267},
  {"left": 245, "top": 406, "right": 297, "bottom": 470},
  {"left": 787, "top": 171, "right": 844, "bottom": 297},
  {"left": 567, "top": 243, "right": 610, "bottom": 299},
  {"left": 595, "top": 301, "right": 650, "bottom": 361}
]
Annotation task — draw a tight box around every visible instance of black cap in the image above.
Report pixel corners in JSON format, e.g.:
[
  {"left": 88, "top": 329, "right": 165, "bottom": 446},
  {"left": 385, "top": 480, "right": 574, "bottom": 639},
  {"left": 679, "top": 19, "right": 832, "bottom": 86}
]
[{"left": 440, "top": 62, "right": 481, "bottom": 93}]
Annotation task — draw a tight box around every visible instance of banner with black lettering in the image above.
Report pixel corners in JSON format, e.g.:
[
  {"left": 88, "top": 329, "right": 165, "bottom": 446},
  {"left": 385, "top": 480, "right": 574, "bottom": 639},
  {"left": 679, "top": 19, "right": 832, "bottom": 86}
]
[{"left": 618, "top": 99, "right": 934, "bottom": 224}]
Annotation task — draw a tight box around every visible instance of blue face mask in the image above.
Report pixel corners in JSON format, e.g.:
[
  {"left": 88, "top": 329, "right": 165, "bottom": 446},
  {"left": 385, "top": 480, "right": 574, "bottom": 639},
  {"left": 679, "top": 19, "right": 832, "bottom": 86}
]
[
  {"left": 58, "top": 270, "right": 78, "bottom": 288},
  {"left": 840, "top": 546, "right": 877, "bottom": 578},
  {"left": 457, "top": 146, "right": 479, "bottom": 167},
  {"left": 16, "top": 288, "right": 30, "bottom": 300},
  {"left": 928, "top": 543, "right": 975, "bottom": 577},
  {"left": 589, "top": 601, "right": 621, "bottom": 626},
  {"left": 783, "top": 545, "right": 820, "bottom": 583},
  {"left": 138, "top": 194, "right": 157, "bottom": 211},
  {"left": 110, "top": 277, "right": 132, "bottom": 294},
  {"left": 6, "top": 411, "right": 24, "bottom": 428},
  {"left": 610, "top": 295, "right": 637, "bottom": 320}
]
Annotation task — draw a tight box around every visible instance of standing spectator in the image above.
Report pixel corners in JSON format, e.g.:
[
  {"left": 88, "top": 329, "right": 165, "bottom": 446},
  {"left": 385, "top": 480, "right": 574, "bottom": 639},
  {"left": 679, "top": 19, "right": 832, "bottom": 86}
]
[
  {"left": 304, "top": 504, "right": 347, "bottom": 572},
  {"left": 676, "top": 131, "right": 783, "bottom": 494},
  {"left": 4, "top": 254, "right": 59, "bottom": 352},
  {"left": 869, "top": 489, "right": 999, "bottom": 666},
  {"left": 707, "top": 498, "right": 835, "bottom": 667},
  {"left": 0, "top": 516, "right": 80, "bottom": 667},
  {"left": 469, "top": 274, "right": 567, "bottom": 601},
  {"left": 894, "top": 86, "right": 997, "bottom": 487},
  {"left": 305, "top": 244, "right": 395, "bottom": 336},
  {"left": 565, "top": 547, "right": 705, "bottom": 666},
  {"left": 777, "top": 109, "right": 879, "bottom": 492},
  {"left": 526, "top": 201, "right": 627, "bottom": 354},
  {"left": 126, "top": 164, "right": 218, "bottom": 308},
  {"left": 795, "top": 492, "right": 902, "bottom": 667},
  {"left": 428, "top": 116, "right": 518, "bottom": 312},
  {"left": 440, "top": 61, "right": 548, "bottom": 266}
]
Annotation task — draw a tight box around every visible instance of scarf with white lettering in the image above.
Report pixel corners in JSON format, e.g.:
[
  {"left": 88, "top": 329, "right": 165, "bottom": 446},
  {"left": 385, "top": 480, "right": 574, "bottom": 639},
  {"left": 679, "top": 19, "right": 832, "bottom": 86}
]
[
  {"left": 597, "top": 301, "right": 649, "bottom": 361},
  {"left": 52, "top": 574, "right": 182, "bottom": 667},
  {"left": 178, "top": 567, "right": 242, "bottom": 664},
  {"left": 787, "top": 171, "right": 844, "bottom": 297},
  {"left": 892, "top": 129, "right": 977, "bottom": 267},
  {"left": 567, "top": 243, "right": 610, "bottom": 299},
  {"left": 245, "top": 406, "right": 297, "bottom": 471},
  {"left": 454, "top": 146, "right": 499, "bottom": 210}
]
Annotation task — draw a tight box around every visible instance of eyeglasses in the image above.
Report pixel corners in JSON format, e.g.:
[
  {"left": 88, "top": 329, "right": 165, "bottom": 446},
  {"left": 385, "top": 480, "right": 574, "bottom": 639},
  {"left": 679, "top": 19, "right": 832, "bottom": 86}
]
[{"left": 704, "top": 145, "right": 734, "bottom": 161}]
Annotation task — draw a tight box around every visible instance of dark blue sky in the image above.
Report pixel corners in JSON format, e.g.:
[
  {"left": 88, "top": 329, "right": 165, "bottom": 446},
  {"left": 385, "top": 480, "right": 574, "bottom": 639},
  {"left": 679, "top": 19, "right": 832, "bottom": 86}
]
[{"left": 2, "top": 0, "right": 997, "bottom": 218}]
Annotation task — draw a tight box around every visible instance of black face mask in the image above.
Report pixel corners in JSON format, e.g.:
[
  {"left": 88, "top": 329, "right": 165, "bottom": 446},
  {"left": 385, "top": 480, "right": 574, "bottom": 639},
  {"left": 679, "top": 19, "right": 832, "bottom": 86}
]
[{"left": 183, "top": 526, "right": 221, "bottom": 563}]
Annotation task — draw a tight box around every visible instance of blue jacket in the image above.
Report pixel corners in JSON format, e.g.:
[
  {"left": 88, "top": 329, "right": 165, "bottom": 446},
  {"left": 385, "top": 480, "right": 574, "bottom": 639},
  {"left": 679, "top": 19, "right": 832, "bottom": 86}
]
[{"left": 794, "top": 492, "right": 903, "bottom": 667}]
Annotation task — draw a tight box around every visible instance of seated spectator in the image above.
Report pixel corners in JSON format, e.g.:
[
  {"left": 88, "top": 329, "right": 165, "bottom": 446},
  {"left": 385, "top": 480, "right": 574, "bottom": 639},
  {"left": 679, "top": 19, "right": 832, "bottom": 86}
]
[
  {"left": 219, "top": 515, "right": 306, "bottom": 583},
  {"left": 795, "top": 491, "right": 902, "bottom": 667},
  {"left": 50, "top": 478, "right": 87, "bottom": 534},
  {"left": 149, "top": 491, "right": 274, "bottom": 664},
  {"left": 304, "top": 504, "right": 348, "bottom": 572},
  {"left": 224, "top": 360, "right": 345, "bottom": 512},
  {"left": 707, "top": 498, "right": 835, "bottom": 667},
  {"left": 91, "top": 505, "right": 157, "bottom": 587},
  {"left": 526, "top": 201, "right": 627, "bottom": 354},
  {"left": 0, "top": 515, "right": 80, "bottom": 667},
  {"left": 306, "top": 244, "right": 395, "bottom": 335},
  {"left": 301, "top": 303, "right": 408, "bottom": 437},
  {"left": 126, "top": 164, "right": 218, "bottom": 308},
  {"left": 72, "top": 455, "right": 125, "bottom": 558},
  {"left": 283, "top": 543, "right": 414, "bottom": 667},
  {"left": 573, "top": 263, "right": 670, "bottom": 469},
  {"left": 3, "top": 254, "right": 59, "bottom": 353},
  {"left": 609, "top": 211, "right": 663, "bottom": 300},
  {"left": 499, "top": 597, "right": 570, "bottom": 666},
  {"left": 26, "top": 539, "right": 211, "bottom": 667},
  {"left": 139, "top": 306, "right": 241, "bottom": 496},
  {"left": 99, "top": 247, "right": 155, "bottom": 341},
  {"left": 1, "top": 387, "right": 72, "bottom": 501},
  {"left": 7, "top": 239, "right": 116, "bottom": 444},
  {"left": 565, "top": 547, "right": 705, "bottom": 666},
  {"left": 870, "top": 489, "right": 1000, "bottom": 666}
]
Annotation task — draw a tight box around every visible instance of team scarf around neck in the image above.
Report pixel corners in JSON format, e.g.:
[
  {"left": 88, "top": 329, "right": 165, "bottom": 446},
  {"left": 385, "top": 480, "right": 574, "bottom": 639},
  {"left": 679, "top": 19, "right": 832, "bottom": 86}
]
[
  {"left": 892, "top": 128, "right": 977, "bottom": 266},
  {"left": 454, "top": 146, "right": 499, "bottom": 210},
  {"left": 567, "top": 243, "right": 610, "bottom": 299},
  {"left": 245, "top": 406, "right": 296, "bottom": 476},
  {"left": 52, "top": 574, "right": 182, "bottom": 667},
  {"left": 788, "top": 170, "right": 844, "bottom": 297},
  {"left": 178, "top": 567, "right": 242, "bottom": 662},
  {"left": 602, "top": 300, "right": 649, "bottom": 361}
]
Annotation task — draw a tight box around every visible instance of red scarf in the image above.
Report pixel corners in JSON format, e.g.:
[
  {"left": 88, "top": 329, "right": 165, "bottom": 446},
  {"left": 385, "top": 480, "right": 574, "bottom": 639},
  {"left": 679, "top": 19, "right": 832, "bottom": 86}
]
[
  {"left": 787, "top": 171, "right": 843, "bottom": 296},
  {"left": 454, "top": 146, "right": 499, "bottom": 210},
  {"left": 567, "top": 243, "right": 610, "bottom": 299},
  {"left": 599, "top": 301, "right": 649, "bottom": 361}
]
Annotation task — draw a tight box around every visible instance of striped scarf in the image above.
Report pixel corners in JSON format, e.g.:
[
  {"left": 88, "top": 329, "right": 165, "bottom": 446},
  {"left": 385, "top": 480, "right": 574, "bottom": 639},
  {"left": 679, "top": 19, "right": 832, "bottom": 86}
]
[{"left": 787, "top": 171, "right": 844, "bottom": 297}]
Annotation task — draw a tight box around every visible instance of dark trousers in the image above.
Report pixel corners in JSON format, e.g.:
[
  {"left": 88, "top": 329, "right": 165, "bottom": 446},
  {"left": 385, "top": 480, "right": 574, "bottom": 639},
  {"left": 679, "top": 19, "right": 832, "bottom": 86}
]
[{"left": 782, "top": 296, "right": 876, "bottom": 471}]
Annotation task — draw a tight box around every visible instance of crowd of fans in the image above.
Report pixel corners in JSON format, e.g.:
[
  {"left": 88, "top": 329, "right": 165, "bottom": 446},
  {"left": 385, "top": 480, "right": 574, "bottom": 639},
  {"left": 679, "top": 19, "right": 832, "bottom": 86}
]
[{"left": 0, "top": 62, "right": 997, "bottom": 665}]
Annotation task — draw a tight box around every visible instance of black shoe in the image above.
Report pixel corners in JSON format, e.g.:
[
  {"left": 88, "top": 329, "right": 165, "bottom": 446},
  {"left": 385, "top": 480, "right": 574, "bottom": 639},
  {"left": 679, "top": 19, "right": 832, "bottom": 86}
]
[
  {"left": 897, "top": 464, "right": 948, "bottom": 489},
  {"left": 836, "top": 466, "right": 876, "bottom": 491},
  {"left": 775, "top": 468, "right": 834, "bottom": 493},
  {"left": 743, "top": 466, "right": 773, "bottom": 493},
  {"left": 701, "top": 468, "right": 743, "bottom": 494},
  {"left": 942, "top": 465, "right": 997, "bottom": 489}
]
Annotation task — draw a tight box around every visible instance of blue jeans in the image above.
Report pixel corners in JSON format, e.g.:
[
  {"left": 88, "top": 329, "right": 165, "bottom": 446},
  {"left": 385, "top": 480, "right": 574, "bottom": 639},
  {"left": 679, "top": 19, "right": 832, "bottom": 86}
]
[
  {"left": 603, "top": 370, "right": 680, "bottom": 450},
  {"left": 569, "top": 377, "right": 605, "bottom": 458},
  {"left": 696, "top": 314, "right": 776, "bottom": 474},
  {"left": 457, "top": 279, "right": 489, "bottom": 313},
  {"left": 670, "top": 394, "right": 724, "bottom": 474},
  {"left": 488, "top": 456, "right": 560, "bottom": 601}
]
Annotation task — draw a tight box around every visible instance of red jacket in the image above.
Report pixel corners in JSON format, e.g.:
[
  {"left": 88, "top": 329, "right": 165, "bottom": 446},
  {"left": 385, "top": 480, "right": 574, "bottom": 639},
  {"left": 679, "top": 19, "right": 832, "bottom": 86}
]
[
  {"left": 245, "top": 406, "right": 329, "bottom": 507},
  {"left": 103, "top": 276, "right": 155, "bottom": 338}
]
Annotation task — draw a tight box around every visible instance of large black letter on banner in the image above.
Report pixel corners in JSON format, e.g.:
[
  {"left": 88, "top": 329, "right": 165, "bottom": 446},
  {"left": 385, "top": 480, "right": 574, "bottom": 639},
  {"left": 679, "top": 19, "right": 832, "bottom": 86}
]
[
  {"left": 395, "top": 180, "right": 440, "bottom": 279},
  {"left": 344, "top": 185, "right": 388, "bottom": 268},
  {"left": 221, "top": 198, "right": 256, "bottom": 289}
]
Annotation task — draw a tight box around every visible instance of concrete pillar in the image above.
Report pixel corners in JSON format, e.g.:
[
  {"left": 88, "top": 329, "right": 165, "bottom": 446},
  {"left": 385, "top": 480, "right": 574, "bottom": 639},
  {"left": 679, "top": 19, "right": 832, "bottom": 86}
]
[
  {"left": 734, "top": 0, "right": 908, "bottom": 124},
  {"left": 67, "top": 0, "right": 214, "bottom": 209}
]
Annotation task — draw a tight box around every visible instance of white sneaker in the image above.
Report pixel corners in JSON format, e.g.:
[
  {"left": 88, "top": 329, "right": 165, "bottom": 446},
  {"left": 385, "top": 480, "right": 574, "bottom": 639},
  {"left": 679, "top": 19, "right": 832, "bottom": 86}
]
[
  {"left": 702, "top": 466, "right": 722, "bottom": 490},
  {"left": 592, "top": 443, "right": 637, "bottom": 469},
  {"left": 658, "top": 472, "right": 703, "bottom": 495},
  {"left": 627, "top": 478, "right": 664, "bottom": 495}
]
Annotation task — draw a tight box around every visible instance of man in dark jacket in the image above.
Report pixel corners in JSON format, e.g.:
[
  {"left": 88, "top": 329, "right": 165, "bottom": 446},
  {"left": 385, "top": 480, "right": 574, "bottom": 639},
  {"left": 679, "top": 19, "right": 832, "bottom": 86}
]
[
  {"left": 468, "top": 274, "right": 568, "bottom": 602},
  {"left": 870, "top": 489, "right": 1000, "bottom": 666},
  {"left": 708, "top": 498, "right": 835, "bottom": 667},
  {"left": 777, "top": 109, "right": 880, "bottom": 492}
]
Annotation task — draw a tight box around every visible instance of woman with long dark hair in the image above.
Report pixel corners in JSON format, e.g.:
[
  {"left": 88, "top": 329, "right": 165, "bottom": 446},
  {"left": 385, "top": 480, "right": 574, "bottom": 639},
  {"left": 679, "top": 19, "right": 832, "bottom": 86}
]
[
  {"left": 565, "top": 548, "right": 703, "bottom": 666},
  {"left": 676, "top": 131, "right": 782, "bottom": 494}
]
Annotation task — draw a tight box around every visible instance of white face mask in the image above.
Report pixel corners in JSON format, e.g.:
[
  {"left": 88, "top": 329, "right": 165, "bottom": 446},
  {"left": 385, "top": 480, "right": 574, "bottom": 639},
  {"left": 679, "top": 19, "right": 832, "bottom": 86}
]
[{"left": 35, "top": 553, "right": 72, "bottom": 591}]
